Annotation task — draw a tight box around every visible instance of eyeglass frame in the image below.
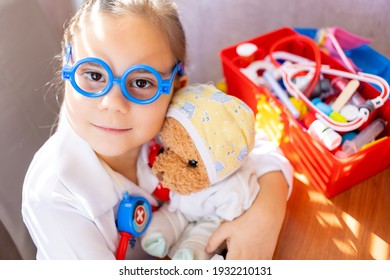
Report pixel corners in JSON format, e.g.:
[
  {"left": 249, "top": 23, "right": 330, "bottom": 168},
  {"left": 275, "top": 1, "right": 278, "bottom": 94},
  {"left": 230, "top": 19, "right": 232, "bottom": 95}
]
[{"left": 61, "top": 45, "right": 184, "bottom": 105}]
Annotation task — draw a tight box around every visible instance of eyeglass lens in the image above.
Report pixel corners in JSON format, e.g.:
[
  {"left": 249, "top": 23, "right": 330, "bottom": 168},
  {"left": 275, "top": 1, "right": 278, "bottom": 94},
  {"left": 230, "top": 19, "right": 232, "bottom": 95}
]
[{"left": 74, "top": 61, "right": 160, "bottom": 100}]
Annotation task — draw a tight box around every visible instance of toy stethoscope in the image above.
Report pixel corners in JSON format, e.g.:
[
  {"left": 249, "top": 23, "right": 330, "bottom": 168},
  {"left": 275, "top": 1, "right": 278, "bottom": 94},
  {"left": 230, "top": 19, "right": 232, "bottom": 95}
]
[
  {"left": 116, "top": 192, "right": 152, "bottom": 260},
  {"left": 99, "top": 159, "right": 152, "bottom": 260},
  {"left": 241, "top": 34, "right": 390, "bottom": 132},
  {"left": 101, "top": 141, "right": 169, "bottom": 260},
  {"left": 277, "top": 58, "right": 389, "bottom": 132}
]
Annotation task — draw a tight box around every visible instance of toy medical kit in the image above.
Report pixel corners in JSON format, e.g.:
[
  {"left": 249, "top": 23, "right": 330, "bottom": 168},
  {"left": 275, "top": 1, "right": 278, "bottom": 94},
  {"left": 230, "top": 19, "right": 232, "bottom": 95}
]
[
  {"left": 237, "top": 46, "right": 389, "bottom": 132},
  {"left": 221, "top": 27, "right": 390, "bottom": 197}
]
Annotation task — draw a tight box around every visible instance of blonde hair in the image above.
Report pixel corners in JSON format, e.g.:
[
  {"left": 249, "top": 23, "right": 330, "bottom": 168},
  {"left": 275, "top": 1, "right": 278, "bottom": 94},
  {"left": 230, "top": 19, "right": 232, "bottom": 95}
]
[{"left": 62, "top": 0, "right": 187, "bottom": 65}]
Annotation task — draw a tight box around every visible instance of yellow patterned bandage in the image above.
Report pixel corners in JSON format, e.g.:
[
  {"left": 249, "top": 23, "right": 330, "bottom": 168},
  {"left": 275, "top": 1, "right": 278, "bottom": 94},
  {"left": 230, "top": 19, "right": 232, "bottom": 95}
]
[{"left": 167, "top": 84, "right": 256, "bottom": 184}]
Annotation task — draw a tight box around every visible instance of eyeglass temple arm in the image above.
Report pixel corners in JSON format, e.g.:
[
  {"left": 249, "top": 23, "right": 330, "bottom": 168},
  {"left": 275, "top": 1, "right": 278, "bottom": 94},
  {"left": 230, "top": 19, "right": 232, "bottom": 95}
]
[
  {"left": 161, "top": 62, "right": 184, "bottom": 94},
  {"left": 61, "top": 45, "right": 73, "bottom": 80}
]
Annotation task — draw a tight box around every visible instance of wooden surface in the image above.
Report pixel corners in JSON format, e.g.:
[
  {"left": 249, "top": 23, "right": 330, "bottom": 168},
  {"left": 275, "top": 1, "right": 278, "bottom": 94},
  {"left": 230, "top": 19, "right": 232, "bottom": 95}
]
[{"left": 273, "top": 166, "right": 390, "bottom": 260}]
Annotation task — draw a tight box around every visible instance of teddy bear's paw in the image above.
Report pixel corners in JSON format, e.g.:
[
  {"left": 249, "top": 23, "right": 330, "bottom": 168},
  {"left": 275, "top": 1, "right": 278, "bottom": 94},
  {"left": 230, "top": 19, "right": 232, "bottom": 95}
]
[
  {"left": 172, "top": 248, "right": 195, "bottom": 260},
  {"left": 141, "top": 233, "right": 168, "bottom": 258}
]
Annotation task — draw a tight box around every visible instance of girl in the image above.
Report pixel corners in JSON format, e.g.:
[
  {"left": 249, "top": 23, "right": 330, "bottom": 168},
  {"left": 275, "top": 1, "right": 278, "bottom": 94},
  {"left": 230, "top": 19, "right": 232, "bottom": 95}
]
[{"left": 22, "top": 0, "right": 293, "bottom": 260}]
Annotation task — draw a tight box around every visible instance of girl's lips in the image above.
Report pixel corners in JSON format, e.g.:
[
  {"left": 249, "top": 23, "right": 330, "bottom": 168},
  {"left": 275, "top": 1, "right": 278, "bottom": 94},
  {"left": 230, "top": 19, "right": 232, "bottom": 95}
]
[{"left": 92, "top": 123, "right": 132, "bottom": 134}]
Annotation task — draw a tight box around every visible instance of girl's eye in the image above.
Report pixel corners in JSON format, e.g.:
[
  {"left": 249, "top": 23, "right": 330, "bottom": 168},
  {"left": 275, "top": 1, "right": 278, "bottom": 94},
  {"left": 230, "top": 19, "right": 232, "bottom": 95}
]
[
  {"left": 131, "top": 79, "right": 152, "bottom": 88},
  {"left": 85, "top": 71, "right": 105, "bottom": 82},
  {"left": 187, "top": 160, "right": 198, "bottom": 168},
  {"left": 125, "top": 71, "right": 158, "bottom": 99}
]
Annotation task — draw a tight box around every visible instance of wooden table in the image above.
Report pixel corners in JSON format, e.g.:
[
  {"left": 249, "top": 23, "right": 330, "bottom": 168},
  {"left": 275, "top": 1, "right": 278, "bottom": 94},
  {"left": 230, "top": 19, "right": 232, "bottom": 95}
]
[{"left": 273, "top": 166, "right": 390, "bottom": 260}]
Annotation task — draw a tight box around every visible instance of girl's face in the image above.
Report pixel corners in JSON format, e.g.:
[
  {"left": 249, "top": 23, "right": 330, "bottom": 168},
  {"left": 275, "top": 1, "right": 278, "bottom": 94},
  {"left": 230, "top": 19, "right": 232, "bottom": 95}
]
[{"left": 65, "top": 13, "right": 177, "bottom": 158}]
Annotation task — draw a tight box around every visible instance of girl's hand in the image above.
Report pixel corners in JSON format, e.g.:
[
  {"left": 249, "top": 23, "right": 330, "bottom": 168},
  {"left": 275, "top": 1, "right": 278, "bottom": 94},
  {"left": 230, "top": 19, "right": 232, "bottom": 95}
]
[{"left": 206, "top": 171, "right": 289, "bottom": 259}]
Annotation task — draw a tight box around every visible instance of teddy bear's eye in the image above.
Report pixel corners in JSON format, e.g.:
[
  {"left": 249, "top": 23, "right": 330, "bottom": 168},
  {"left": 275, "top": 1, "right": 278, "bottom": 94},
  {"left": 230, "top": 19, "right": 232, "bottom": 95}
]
[{"left": 187, "top": 160, "right": 198, "bottom": 168}]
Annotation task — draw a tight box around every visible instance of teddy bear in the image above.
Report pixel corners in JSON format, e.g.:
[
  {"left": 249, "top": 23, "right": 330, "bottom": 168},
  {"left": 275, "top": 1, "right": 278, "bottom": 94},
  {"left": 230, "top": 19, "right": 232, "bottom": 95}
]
[{"left": 140, "top": 83, "right": 260, "bottom": 260}]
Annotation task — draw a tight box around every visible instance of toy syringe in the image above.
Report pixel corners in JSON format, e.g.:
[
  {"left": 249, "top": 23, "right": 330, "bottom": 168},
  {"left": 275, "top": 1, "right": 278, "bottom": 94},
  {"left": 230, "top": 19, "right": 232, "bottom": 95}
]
[{"left": 336, "top": 118, "right": 387, "bottom": 158}]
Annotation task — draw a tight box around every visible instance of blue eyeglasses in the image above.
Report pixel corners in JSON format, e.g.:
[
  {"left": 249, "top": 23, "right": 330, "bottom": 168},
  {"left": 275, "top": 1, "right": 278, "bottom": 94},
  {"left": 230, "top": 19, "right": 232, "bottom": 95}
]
[{"left": 61, "top": 45, "right": 183, "bottom": 104}]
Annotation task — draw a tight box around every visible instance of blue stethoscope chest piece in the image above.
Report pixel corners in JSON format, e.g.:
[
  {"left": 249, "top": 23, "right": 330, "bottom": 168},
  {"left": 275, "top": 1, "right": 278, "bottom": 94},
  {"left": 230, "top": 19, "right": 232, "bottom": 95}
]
[
  {"left": 116, "top": 193, "right": 152, "bottom": 259},
  {"left": 117, "top": 193, "right": 152, "bottom": 237}
]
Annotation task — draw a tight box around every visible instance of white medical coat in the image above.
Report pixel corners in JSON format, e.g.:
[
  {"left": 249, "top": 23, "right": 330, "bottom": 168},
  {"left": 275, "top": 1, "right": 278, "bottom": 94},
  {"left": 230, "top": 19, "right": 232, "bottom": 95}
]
[{"left": 21, "top": 115, "right": 293, "bottom": 260}]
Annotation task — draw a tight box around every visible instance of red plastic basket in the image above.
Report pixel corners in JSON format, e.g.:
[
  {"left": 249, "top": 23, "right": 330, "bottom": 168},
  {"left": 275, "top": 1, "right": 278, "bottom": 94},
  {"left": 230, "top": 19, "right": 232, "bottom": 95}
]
[{"left": 220, "top": 27, "right": 390, "bottom": 198}]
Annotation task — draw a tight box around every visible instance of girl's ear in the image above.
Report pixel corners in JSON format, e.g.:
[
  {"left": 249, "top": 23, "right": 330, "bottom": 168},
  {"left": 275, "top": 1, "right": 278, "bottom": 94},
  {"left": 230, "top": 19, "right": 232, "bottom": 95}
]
[{"left": 175, "top": 75, "right": 188, "bottom": 89}]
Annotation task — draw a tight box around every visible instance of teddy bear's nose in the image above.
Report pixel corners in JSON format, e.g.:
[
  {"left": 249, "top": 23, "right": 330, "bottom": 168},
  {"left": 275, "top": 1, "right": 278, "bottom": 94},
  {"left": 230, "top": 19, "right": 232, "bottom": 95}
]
[{"left": 156, "top": 171, "right": 164, "bottom": 181}]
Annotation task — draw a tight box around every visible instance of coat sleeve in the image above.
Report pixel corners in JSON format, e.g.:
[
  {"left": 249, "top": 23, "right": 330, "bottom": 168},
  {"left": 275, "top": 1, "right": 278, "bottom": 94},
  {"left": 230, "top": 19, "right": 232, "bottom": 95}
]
[{"left": 249, "top": 130, "right": 294, "bottom": 199}]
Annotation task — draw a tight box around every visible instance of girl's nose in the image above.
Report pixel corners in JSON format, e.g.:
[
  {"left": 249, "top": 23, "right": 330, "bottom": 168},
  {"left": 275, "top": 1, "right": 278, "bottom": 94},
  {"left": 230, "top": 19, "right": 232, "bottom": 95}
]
[{"left": 98, "top": 84, "right": 130, "bottom": 113}]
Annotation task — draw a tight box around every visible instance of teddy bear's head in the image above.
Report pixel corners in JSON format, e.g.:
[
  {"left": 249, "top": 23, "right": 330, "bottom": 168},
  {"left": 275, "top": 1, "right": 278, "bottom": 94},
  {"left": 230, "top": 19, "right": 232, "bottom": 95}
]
[{"left": 152, "top": 84, "right": 255, "bottom": 195}]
